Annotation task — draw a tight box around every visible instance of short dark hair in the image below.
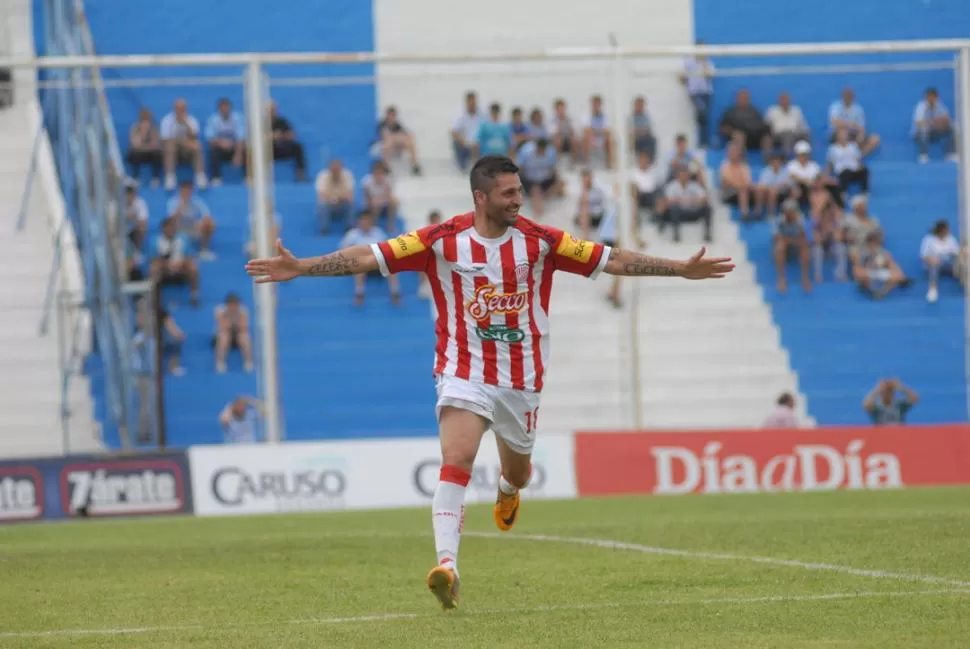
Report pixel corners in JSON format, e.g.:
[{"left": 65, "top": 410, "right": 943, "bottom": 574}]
[
  {"left": 777, "top": 392, "right": 794, "bottom": 407},
  {"left": 675, "top": 133, "right": 687, "bottom": 143},
  {"left": 161, "top": 217, "right": 175, "bottom": 229},
  {"left": 933, "top": 219, "right": 949, "bottom": 235},
  {"left": 179, "top": 179, "right": 193, "bottom": 190},
  {"left": 927, "top": 87, "right": 939, "bottom": 96},
  {"left": 218, "top": 97, "right": 230, "bottom": 106},
  {"left": 225, "top": 292, "right": 240, "bottom": 304},
  {"left": 470, "top": 155, "right": 519, "bottom": 194}
]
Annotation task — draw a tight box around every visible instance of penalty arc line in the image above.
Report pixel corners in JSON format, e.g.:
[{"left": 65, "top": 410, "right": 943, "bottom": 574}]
[{"left": 466, "top": 532, "right": 970, "bottom": 589}]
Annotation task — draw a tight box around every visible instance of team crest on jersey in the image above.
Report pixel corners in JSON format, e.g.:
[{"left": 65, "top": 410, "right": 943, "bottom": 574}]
[
  {"left": 556, "top": 233, "right": 594, "bottom": 264},
  {"left": 514, "top": 263, "right": 530, "bottom": 284},
  {"left": 388, "top": 232, "right": 426, "bottom": 259},
  {"left": 467, "top": 284, "right": 528, "bottom": 322}
]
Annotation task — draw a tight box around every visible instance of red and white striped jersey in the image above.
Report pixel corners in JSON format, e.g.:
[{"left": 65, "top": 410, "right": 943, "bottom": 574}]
[{"left": 371, "top": 212, "right": 611, "bottom": 392}]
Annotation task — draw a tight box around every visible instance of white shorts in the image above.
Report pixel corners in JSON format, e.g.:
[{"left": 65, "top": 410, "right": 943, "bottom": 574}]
[{"left": 435, "top": 375, "right": 540, "bottom": 454}]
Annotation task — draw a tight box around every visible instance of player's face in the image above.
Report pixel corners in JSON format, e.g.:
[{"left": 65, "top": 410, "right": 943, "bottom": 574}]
[{"left": 484, "top": 173, "right": 523, "bottom": 225}]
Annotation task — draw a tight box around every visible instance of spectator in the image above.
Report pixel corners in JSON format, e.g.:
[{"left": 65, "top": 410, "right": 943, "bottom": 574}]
[
  {"left": 665, "top": 134, "right": 704, "bottom": 185},
  {"left": 124, "top": 179, "right": 149, "bottom": 237},
  {"left": 679, "top": 42, "right": 715, "bottom": 148},
  {"left": 843, "top": 195, "right": 882, "bottom": 268},
  {"left": 718, "top": 89, "right": 771, "bottom": 157},
  {"left": 920, "top": 219, "right": 962, "bottom": 303},
  {"left": 812, "top": 200, "right": 848, "bottom": 283},
  {"left": 629, "top": 95, "right": 656, "bottom": 159},
  {"left": 157, "top": 307, "right": 187, "bottom": 376},
  {"left": 863, "top": 378, "right": 919, "bottom": 425},
  {"left": 630, "top": 150, "right": 661, "bottom": 229},
  {"left": 659, "top": 165, "right": 712, "bottom": 244},
  {"left": 754, "top": 152, "right": 792, "bottom": 219},
  {"left": 204, "top": 98, "right": 246, "bottom": 186},
  {"left": 582, "top": 95, "right": 614, "bottom": 168},
  {"left": 773, "top": 199, "right": 812, "bottom": 294},
  {"left": 510, "top": 107, "right": 531, "bottom": 151},
  {"left": 787, "top": 141, "right": 841, "bottom": 216},
  {"left": 126, "top": 108, "right": 163, "bottom": 187},
  {"left": 419, "top": 210, "right": 442, "bottom": 302},
  {"left": 718, "top": 142, "right": 754, "bottom": 221},
  {"left": 150, "top": 217, "right": 200, "bottom": 307},
  {"left": 377, "top": 106, "right": 422, "bottom": 175},
  {"left": 219, "top": 396, "right": 264, "bottom": 444},
  {"left": 127, "top": 230, "right": 147, "bottom": 282},
  {"left": 477, "top": 102, "right": 513, "bottom": 157},
  {"left": 518, "top": 138, "right": 563, "bottom": 219},
  {"left": 827, "top": 127, "right": 870, "bottom": 198},
  {"left": 828, "top": 87, "right": 880, "bottom": 155},
  {"left": 912, "top": 87, "right": 957, "bottom": 163},
  {"left": 451, "top": 91, "right": 483, "bottom": 171},
  {"left": 765, "top": 92, "right": 810, "bottom": 157},
  {"left": 855, "top": 231, "right": 908, "bottom": 300},
  {"left": 361, "top": 160, "right": 399, "bottom": 234},
  {"left": 527, "top": 108, "right": 549, "bottom": 141},
  {"left": 577, "top": 170, "right": 622, "bottom": 308},
  {"left": 213, "top": 292, "right": 253, "bottom": 373},
  {"left": 270, "top": 101, "right": 307, "bottom": 181},
  {"left": 549, "top": 98, "right": 578, "bottom": 165},
  {"left": 315, "top": 159, "right": 355, "bottom": 235},
  {"left": 341, "top": 209, "right": 401, "bottom": 305},
  {"left": 167, "top": 180, "right": 217, "bottom": 261},
  {"left": 160, "top": 98, "right": 207, "bottom": 190},
  {"left": 763, "top": 392, "right": 798, "bottom": 428}
]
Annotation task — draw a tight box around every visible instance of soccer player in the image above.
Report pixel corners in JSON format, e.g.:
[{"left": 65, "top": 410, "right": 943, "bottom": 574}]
[{"left": 245, "top": 156, "right": 734, "bottom": 610}]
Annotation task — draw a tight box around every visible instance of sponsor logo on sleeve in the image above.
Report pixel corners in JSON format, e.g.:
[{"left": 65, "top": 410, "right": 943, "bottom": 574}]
[
  {"left": 0, "top": 467, "right": 44, "bottom": 522},
  {"left": 555, "top": 233, "right": 594, "bottom": 264},
  {"left": 387, "top": 232, "right": 426, "bottom": 259},
  {"left": 60, "top": 460, "right": 187, "bottom": 517}
]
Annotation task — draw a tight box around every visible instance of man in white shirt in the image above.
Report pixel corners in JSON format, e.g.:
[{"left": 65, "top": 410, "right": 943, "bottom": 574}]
[
  {"left": 827, "top": 127, "right": 870, "bottom": 197},
  {"left": 660, "top": 165, "right": 712, "bottom": 243},
  {"left": 765, "top": 92, "right": 810, "bottom": 157},
  {"left": 912, "top": 87, "right": 957, "bottom": 163},
  {"left": 361, "top": 160, "right": 399, "bottom": 234},
  {"left": 755, "top": 152, "right": 792, "bottom": 219},
  {"left": 315, "top": 159, "right": 356, "bottom": 235},
  {"left": 582, "top": 94, "right": 613, "bottom": 169},
  {"left": 548, "top": 98, "right": 578, "bottom": 165},
  {"left": 160, "top": 98, "right": 207, "bottom": 190},
  {"left": 340, "top": 210, "right": 401, "bottom": 305},
  {"left": 451, "top": 91, "right": 483, "bottom": 171},
  {"left": 630, "top": 150, "right": 661, "bottom": 227},
  {"left": 828, "top": 87, "right": 880, "bottom": 155},
  {"left": 920, "top": 219, "right": 963, "bottom": 302},
  {"left": 679, "top": 43, "right": 716, "bottom": 148},
  {"left": 124, "top": 180, "right": 149, "bottom": 237},
  {"left": 763, "top": 392, "right": 798, "bottom": 428},
  {"left": 787, "top": 141, "right": 842, "bottom": 216}
]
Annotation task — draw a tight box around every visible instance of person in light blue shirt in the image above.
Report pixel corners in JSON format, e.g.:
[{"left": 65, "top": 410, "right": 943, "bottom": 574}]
[
  {"left": 205, "top": 98, "right": 247, "bottom": 185},
  {"left": 754, "top": 152, "right": 792, "bottom": 219},
  {"left": 340, "top": 210, "right": 401, "bottom": 306},
  {"left": 166, "top": 181, "right": 217, "bottom": 260},
  {"left": 827, "top": 88, "right": 880, "bottom": 155},
  {"left": 518, "top": 138, "right": 562, "bottom": 218},
  {"left": 629, "top": 95, "right": 656, "bottom": 159},
  {"left": 476, "top": 103, "right": 513, "bottom": 157},
  {"left": 510, "top": 107, "right": 531, "bottom": 151},
  {"left": 679, "top": 43, "right": 716, "bottom": 148},
  {"left": 527, "top": 108, "right": 549, "bottom": 141},
  {"left": 911, "top": 87, "right": 956, "bottom": 162}
]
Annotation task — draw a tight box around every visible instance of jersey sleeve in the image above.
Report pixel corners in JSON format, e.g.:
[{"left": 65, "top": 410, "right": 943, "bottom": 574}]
[
  {"left": 541, "top": 225, "right": 610, "bottom": 279},
  {"left": 371, "top": 225, "right": 436, "bottom": 276}
]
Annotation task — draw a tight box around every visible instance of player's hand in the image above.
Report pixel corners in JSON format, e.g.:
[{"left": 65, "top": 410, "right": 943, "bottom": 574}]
[
  {"left": 245, "top": 239, "right": 301, "bottom": 284},
  {"left": 680, "top": 247, "right": 735, "bottom": 280}
]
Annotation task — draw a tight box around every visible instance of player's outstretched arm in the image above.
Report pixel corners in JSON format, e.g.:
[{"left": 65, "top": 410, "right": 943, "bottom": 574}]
[
  {"left": 603, "top": 246, "right": 735, "bottom": 280},
  {"left": 245, "top": 239, "right": 379, "bottom": 283}
]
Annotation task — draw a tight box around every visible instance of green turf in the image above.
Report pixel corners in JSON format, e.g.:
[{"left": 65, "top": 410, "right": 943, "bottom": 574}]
[{"left": 2, "top": 487, "right": 969, "bottom": 648}]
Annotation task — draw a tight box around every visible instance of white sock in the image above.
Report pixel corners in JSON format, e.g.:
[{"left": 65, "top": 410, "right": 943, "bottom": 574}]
[
  {"left": 499, "top": 464, "right": 533, "bottom": 495},
  {"left": 432, "top": 465, "right": 470, "bottom": 574}
]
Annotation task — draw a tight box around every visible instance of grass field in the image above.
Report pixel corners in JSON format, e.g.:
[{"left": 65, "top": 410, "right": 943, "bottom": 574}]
[{"left": 2, "top": 487, "right": 969, "bottom": 648}]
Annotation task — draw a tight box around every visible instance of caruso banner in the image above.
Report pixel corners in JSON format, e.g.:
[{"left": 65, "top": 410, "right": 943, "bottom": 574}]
[{"left": 574, "top": 425, "right": 970, "bottom": 497}]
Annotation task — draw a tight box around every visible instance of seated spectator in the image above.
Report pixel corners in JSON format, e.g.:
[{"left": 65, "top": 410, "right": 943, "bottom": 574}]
[
  {"left": 787, "top": 141, "right": 841, "bottom": 216},
  {"left": 127, "top": 108, "right": 163, "bottom": 187},
  {"left": 920, "top": 219, "right": 962, "bottom": 303},
  {"left": 419, "top": 210, "right": 442, "bottom": 302},
  {"left": 167, "top": 180, "right": 217, "bottom": 261},
  {"left": 160, "top": 98, "right": 206, "bottom": 190},
  {"left": 763, "top": 392, "right": 798, "bottom": 428},
  {"left": 630, "top": 150, "right": 661, "bottom": 230},
  {"left": 679, "top": 45, "right": 715, "bottom": 149},
  {"left": 718, "top": 89, "right": 770, "bottom": 157},
  {"left": 843, "top": 195, "right": 882, "bottom": 268},
  {"left": 629, "top": 95, "right": 656, "bottom": 159},
  {"left": 659, "top": 165, "right": 712, "bottom": 243},
  {"left": 510, "top": 107, "right": 531, "bottom": 151},
  {"left": 127, "top": 230, "right": 147, "bottom": 282},
  {"left": 213, "top": 292, "right": 253, "bottom": 373},
  {"left": 812, "top": 200, "right": 848, "bottom": 283},
  {"left": 157, "top": 307, "right": 186, "bottom": 376},
  {"left": 377, "top": 105, "right": 422, "bottom": 175},
  {"left": 451, "top": 91, "right": 483, "bottom": 171},
  {"left": 582, "top": 94, "right": 614, "bottom": 168},
  {"left": 828, "top": 87, "right": 880, "bottom": 155},
  {"left": 665, "top": 134, "right": 704, "bottom": 185},
  {"left": 827, "top": 127, "right": 870, "bottom": 198},
  {"left": 576, "top": 168, "right": 614, "bottom": 240},
  {"left": 754, "top": 152, "right": 792, "bottom": 219},
  {"left": 549, "top": 98, "right": 578, "bottom": 164},
  {"left": 341, "top": 210, "right": 401, "bottom": 306},
  {"left": 315, "top": 159, "right": 356, "bottom": 235},
  {"left": 912, "top": 87, "right": 957, "bottom": 163},
  {"left": 150, "top": 217, "right": 200, "bottom": 306},
  {"left": 518, "top": 138, "right": 563, "bottom": 219},
  {"left": 269, "top": 101, "right": 307, "bottom": 181},
  {"left": 124, "top": 179, "right": 149, "bottom": 236},
  {"left": 219, "top": 396, "right": 264, "bottom": 444},
  {"left": 718, "top": 142, "right": 754, "bottom": 221},
  {"left": 863, "top": 378, "right": 919, "bottom": 425},
  {"left": 527, "top": 108, "right": 549, "bottom": 142},
  {"left": 765, "top": 92, "right": 810, "bottom": 157},
  {"left": 362, "top": 160, "right": 399, "bottom": 233},
  {"left": 855, "top": 231, "right": 907, "bottom": 300},
  {"left": 477, "top": 103, "right": 513, "bottom": 157},
  {"left": 204, "top": 98, "right": 246, "bottom": 186},
  {"left": 773, "top": 199, "right": 812, "bottom": 294}
]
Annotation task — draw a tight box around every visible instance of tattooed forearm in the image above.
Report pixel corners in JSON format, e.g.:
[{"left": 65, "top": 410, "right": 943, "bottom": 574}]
[
  {"left": 305, "top": 252, "right": 361, "bottom": 276},
  {"left": 605, "top": 247, "right": 682, "bottom": 277}
]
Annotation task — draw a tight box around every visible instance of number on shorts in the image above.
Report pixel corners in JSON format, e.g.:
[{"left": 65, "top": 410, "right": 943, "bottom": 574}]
[{"left": 524, "top": 407, "right": 539, "bottom": 435}]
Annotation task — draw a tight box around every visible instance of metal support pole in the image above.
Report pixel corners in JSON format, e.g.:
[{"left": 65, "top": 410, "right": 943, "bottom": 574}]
[
  {"left": 16, "top": 120, "right": 46, "bottom": 232},
  {"left": 245, "top": 61, "right": 282, "bottom": 444},
  {"left": 958, "top": 47, "right": 970, "bottom": 421}
]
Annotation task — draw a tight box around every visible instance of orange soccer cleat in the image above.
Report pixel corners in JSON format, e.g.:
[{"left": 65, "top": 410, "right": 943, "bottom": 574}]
[
  {"left": 426, "top": 565, "right": 460, "bottom": 610},
  {"left": 493, "top": 488, "right": 520, "bottom": 532}
]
